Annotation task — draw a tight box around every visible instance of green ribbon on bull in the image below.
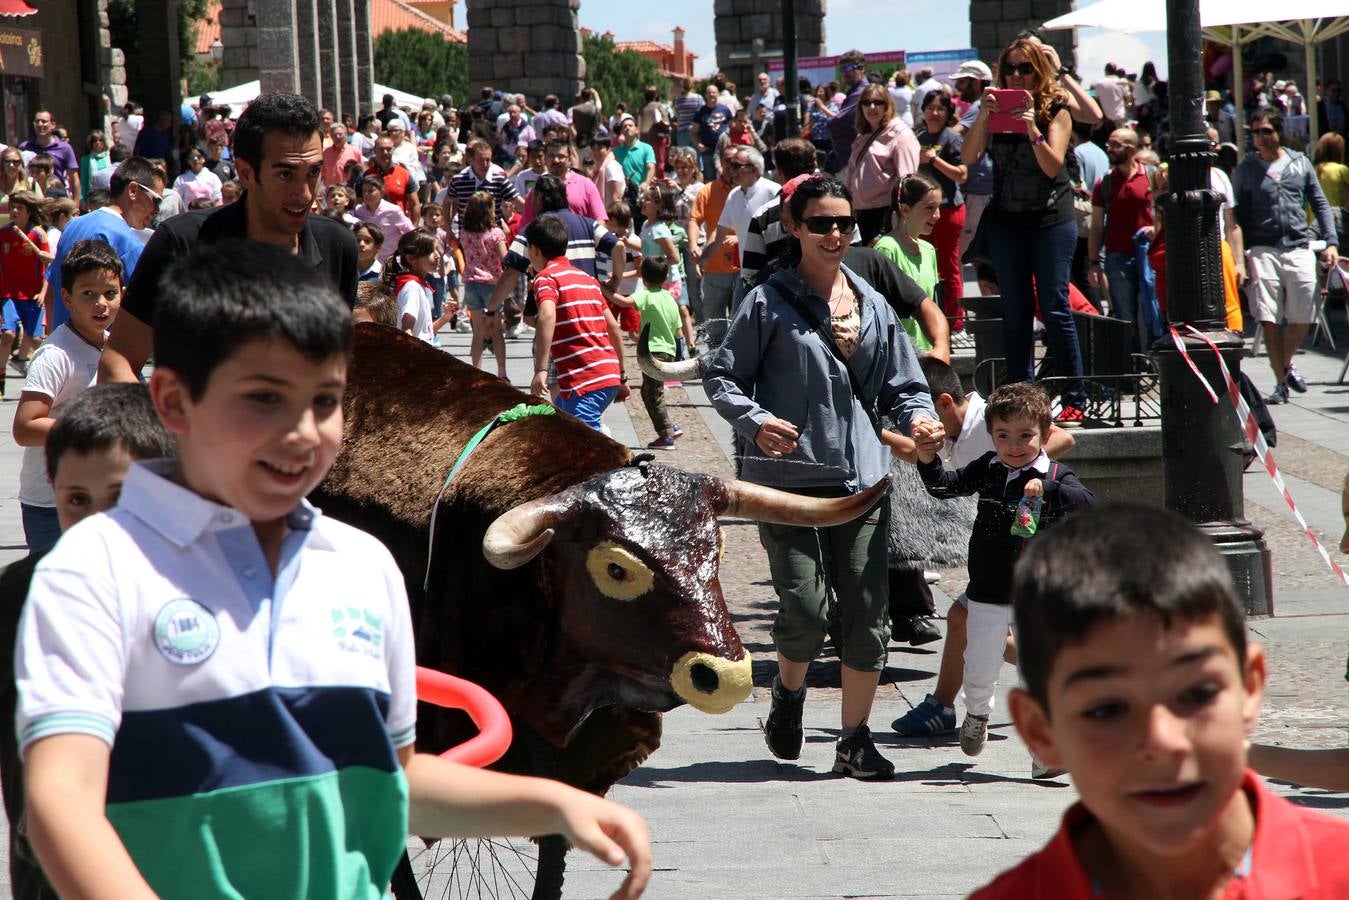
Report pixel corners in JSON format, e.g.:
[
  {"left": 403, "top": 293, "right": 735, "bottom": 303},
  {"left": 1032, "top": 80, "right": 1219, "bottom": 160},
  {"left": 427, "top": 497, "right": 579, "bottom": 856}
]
[{"left": 424, "top": 403, "right": 557, "bottom": 589}]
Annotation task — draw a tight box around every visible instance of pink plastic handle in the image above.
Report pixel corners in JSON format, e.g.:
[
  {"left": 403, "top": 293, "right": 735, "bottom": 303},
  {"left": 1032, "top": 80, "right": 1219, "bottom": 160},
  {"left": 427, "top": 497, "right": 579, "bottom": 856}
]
[{"left": 415, "top": 666, "right": 513, "bottom": 768}]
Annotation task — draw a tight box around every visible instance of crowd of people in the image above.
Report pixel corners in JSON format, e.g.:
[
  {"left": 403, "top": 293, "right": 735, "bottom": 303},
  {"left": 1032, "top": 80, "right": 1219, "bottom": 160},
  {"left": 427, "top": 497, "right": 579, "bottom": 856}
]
[{"left": 0, "top": 28, "right": 1346, "bottom": 899}]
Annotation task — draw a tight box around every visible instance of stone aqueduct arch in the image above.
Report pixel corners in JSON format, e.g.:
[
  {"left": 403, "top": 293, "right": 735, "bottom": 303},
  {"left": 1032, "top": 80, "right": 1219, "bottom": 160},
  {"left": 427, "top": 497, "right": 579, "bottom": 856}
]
[{"left": 462, "top": 0, "right": 829, "bottom": 103}]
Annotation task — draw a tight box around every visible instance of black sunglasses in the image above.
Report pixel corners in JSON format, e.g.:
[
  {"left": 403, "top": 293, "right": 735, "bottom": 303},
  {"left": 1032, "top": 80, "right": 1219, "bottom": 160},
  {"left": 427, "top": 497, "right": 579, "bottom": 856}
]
[
  {"left": 1002, "top": 62, "right": 1036, "bottom": 77},
  {"left": 860, "top": 99, "right": 887, "bottom": 108},
  {"left": 802, "top": 215, "right": 856, "bottom": 235}
]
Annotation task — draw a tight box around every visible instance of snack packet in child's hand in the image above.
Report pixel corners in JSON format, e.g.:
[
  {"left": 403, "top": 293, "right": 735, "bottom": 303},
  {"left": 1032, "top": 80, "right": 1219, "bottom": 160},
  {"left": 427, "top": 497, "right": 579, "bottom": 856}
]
[{"left": 1011, "top": 495, "right": 1042, "bottom": 537}]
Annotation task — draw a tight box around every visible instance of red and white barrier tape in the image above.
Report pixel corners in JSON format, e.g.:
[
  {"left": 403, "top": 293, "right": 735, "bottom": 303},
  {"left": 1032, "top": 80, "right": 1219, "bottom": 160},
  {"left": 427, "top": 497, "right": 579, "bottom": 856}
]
[{"left": 1167, "top": 324, "right": 1349, "bottom": 587}]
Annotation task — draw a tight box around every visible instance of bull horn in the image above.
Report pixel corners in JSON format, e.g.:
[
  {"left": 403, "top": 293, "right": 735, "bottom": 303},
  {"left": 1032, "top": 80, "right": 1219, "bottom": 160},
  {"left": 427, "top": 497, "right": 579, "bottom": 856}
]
[
  {"left": 482, "top": 496, "right": 572, "bottom": 570},
  {"left": 715, "top": 475, "right": 892, "bottom": 527},
  {"left": 636, "top": 323, "right": 703, "bottom": 383}
]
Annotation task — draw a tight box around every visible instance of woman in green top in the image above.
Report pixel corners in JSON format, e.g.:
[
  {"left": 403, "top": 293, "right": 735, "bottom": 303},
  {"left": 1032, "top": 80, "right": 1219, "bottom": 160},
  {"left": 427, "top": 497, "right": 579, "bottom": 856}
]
[
  {"left": 872, "top": 173, "right": 944, "bottom": 351},
  {"left": 78, "top": 131, "right": 110, "bottom": 202}
]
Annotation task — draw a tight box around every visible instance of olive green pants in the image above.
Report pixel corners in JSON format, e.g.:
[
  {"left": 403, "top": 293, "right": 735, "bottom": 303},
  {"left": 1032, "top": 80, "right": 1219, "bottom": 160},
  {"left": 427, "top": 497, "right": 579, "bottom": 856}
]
[{"left": 758, "top": 492, "right": 890, "bottom": 672}]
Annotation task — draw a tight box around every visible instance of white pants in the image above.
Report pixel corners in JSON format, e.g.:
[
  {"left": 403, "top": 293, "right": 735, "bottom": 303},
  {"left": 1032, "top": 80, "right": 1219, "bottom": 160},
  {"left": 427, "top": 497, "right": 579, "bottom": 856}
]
[{"left": 961, "top": 597, "right": 1015, "bottom": 719}]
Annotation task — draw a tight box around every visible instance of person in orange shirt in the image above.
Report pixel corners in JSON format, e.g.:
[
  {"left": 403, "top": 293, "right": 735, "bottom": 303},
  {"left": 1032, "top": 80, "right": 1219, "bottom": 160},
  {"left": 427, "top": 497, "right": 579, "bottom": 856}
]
[
  {"left": 321, "top": 122, "right": 363, "bottom": 189},
  {"left": 688, "top": 145, "right": 742, "bottom": 345}
]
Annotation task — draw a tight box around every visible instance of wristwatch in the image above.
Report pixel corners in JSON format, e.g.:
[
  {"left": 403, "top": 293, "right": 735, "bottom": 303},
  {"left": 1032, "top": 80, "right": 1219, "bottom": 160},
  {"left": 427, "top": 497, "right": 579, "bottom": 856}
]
[{"left": 1058, "top": 65, "right": 1077, "bottom": 80}]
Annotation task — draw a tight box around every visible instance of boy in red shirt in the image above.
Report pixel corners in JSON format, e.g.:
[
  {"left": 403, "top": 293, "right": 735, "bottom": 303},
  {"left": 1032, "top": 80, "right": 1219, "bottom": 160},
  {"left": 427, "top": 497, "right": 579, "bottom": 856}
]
[
  {"left": 972, "top": 503, "right": 1349, "bottom": 899},
  {"left": 525, "top": 215, "right": 630, "bottom": 428}
]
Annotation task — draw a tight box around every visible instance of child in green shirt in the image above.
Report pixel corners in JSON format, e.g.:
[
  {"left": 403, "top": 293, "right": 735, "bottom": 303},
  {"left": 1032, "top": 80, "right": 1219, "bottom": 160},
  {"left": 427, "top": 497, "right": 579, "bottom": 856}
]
[{"left": 612, "top": 258, "right": 685, "bottom": 449}]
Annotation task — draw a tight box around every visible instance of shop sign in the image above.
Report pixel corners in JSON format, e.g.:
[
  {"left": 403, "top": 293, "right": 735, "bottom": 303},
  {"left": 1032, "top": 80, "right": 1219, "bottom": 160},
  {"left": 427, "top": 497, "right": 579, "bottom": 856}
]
[{"left": 0, "top": 27, "right": 43, "bottom": 79}]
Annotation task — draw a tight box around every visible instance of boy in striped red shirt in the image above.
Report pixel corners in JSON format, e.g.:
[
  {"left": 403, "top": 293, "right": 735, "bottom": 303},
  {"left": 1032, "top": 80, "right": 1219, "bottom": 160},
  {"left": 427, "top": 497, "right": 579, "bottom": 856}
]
[{"left": 526, "top": 215, "right": 630, "bottom": 428}]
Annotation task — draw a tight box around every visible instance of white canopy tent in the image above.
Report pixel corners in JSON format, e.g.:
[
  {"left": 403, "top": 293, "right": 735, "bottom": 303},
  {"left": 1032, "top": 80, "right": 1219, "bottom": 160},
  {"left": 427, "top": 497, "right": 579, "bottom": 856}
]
[
  {"left": 205, "top": 81, "right": 428, "bottom": 118},
  {"left": 1043, "top": 0, "right": 1349, "bottom": 148}
]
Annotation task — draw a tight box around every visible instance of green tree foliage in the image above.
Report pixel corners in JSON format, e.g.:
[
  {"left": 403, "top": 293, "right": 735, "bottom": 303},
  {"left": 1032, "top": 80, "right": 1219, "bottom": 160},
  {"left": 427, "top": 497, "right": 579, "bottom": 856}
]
[
  {"left": 581, "top": 34, "right": 669, "bottom": 114},
  {"left": 373, "top": 29, "right": 468, "bottom": 107}
]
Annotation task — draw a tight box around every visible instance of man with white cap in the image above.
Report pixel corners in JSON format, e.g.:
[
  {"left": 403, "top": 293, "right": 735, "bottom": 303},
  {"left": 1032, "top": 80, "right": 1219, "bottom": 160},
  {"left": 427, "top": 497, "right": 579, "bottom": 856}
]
[{"left": 950, "top": 60, "right": 994, "bottom": 258}]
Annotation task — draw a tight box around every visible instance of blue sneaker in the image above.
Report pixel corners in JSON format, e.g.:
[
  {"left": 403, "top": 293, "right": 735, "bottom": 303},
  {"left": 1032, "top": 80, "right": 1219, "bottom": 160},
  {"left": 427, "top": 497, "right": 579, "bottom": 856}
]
[
  {"left": 891, "top": 693, "right": 956, "bottom": 737},
  {"left": 647, "top": 436, "right": 677, "bottom": 450}
]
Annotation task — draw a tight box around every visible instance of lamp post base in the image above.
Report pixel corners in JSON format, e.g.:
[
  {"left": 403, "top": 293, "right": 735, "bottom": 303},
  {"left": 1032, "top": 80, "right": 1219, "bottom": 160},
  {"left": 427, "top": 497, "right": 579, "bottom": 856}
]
[{"left": 1207, "top": 520, "right": 1273, "bottom": 617}]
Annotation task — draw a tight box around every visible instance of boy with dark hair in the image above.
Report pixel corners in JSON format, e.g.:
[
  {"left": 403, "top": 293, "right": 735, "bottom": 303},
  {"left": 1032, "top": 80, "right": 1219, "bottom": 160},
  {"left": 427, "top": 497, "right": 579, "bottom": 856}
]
[
  {"left": 915, "top": 381, "right": 1094, "bottom": 760},
  {"left": 894, "top": 359, "right": 1076, "bottom": 752},
  {"left": 13, "top": 240, "right": 124, "bottom": 551},
  {"left": 1, "top": 382, "right": 175, "bottom": 900},
  {"left": 974, "top": 503, "right": 1349, "bottom": 898},
  {"left": 611, "top": 257, "right": 685, "bottom": 449},
  {"left": 16, "top": 239, "right": 650, "bottom": 898},
  {"left": 526, "top": 215, "right": 630, "bottom": 429}
]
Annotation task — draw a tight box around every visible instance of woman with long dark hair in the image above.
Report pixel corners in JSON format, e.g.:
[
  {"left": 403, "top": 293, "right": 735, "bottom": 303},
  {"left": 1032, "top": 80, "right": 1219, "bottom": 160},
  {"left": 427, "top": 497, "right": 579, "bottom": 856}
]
[
  {"left": 962, "top": 36, "right": 1086, "bottom": 421},
  {"left": 702, "top": 176, "right": 942, "bottom": 780},
  {"left": 915, "top": 89, "right": 968, "bottom": 331}
]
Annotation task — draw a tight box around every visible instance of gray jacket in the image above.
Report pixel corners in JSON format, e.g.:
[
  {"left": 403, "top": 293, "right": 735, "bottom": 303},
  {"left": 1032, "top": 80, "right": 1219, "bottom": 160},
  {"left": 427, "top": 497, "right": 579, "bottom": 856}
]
[
  {"left": 704, "top": 265, "right": 935, "bottom": 493},
  {"left": 1233, "top": 148, "right": 1339, "bottom": 250}
]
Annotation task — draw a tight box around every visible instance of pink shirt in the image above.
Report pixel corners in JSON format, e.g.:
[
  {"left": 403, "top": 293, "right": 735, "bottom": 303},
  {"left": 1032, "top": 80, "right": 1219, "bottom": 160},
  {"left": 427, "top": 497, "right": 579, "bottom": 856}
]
[
  {"left": 353, "top": 200, "right": 413, "bottom": 262},
  {"left": 460, "top": 227, "right": 506, "bottom": 283},
  {"left": 322, "top": 143, "right": 364, "bottom": 187},
  {"left": 846, "top": 116, "right": 920, "bottom": 211},
  {"left": 520, "top": 170, "right": 607, "bottom": 225}
]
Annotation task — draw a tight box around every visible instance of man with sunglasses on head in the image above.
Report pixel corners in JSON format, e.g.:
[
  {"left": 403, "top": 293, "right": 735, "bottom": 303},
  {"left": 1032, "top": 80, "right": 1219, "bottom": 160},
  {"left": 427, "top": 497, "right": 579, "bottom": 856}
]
[
  {"left": 98, "top": 92, "right": 358, "bottom": 385},
  {"left": 1234, "top": 109, "right": 1339, "bottom": 405},
  {"left": 825, "top": 50, "right": 870, "bottom": 175},
  {"left": 44, "top": 157, "right": 162, "bottom": 333}
]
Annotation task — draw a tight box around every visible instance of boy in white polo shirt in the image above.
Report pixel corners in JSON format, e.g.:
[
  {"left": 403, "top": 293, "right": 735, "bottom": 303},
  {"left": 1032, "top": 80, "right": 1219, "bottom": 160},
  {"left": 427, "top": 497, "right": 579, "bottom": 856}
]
[{"left": 15, "top": 240, "right": 650, "bottom": 900}]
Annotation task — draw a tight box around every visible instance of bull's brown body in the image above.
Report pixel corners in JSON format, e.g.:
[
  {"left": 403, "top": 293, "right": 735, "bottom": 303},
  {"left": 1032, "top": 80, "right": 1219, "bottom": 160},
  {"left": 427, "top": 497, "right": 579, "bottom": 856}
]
[{"left": 315, "top": 325, "right": 681, "bottom": 793}]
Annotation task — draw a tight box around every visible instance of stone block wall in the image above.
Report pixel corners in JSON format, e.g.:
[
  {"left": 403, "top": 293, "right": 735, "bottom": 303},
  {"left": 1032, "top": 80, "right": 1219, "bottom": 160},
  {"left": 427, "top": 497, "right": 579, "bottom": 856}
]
[
  {"left": 713, "top": 0, "right": 826, "bottom": 91},
  {"left": 969, "top": 0, "right": 1076, "bottom": 73},
  {"left": 465, "top": 0, "right": 584, "bottom": 104}
]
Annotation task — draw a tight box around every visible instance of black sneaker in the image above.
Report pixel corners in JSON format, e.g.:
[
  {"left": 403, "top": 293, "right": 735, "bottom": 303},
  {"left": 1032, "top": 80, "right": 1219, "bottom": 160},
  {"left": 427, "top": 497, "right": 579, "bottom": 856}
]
[
  {"left": 892, "top": 615, "right": 941, "bottom": 646},
  {"left": 1285, "top": 363, "right": 1308, "bottom": 393},
  {"left": 764, "top": 681, "right": 805, "bottom": 760},
  {"left": 832, "top": 725, "right": 895, "bottom": 780}
]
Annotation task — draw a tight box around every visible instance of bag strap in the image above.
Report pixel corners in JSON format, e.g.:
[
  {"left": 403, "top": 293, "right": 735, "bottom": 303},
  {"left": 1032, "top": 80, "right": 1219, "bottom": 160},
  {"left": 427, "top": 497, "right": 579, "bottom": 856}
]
[{"left": 771, "top": 280, "right": 882, "bottom": 433}]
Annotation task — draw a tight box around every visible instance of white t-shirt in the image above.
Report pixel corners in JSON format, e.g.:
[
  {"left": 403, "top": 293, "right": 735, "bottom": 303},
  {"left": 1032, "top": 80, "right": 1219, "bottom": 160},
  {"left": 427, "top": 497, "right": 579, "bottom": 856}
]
[
  {"left": 18, "top": 323, "right": 103, "bottom": 506},
  {"left": 1093, "top": 77, "right": 1128, "bottom": 122},
  {"left": 397, "top": 278, "right": 435, "bottom": 344},
  {"left": 718, "top": 177, "right": 780, "bottom": 259},
  {"left": 511, "top": 167, "right": 544, "bottom": 200},
  {"left": 593, "top": 156, "right": 624, "bottom": 200},
  {"left": 118, "top": 114, "right": 144, "bottom": 151},
  {"left": 947, "top": 391, "right": 996, "bottom": 469},
  {"left": 1210, "top": 166, "right": 1236, "bottom": 242}
]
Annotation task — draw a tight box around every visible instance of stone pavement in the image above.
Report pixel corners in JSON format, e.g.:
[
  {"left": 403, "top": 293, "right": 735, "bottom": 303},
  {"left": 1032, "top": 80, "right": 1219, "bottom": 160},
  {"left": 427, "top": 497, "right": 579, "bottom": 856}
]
[{"left": 2, "top": 310, "right": 1349, "bottom": 898}]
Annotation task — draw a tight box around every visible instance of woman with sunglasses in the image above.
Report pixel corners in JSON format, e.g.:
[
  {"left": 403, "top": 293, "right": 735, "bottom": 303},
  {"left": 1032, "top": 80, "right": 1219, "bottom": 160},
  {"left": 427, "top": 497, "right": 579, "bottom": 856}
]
[
  {"left": 846, "top": 84, "right": 919, "bottom": 244},
  {"left": 78, "top": 131, "right": 110, "bottom": 204},
  {"left": 703, "top": 176, "right": 942, "bottom": 780},
  {"left": 916, "top": 89, "right": 968, "bottom": 332},
  {"left": 0, "top": 148, "right": 38, "bottom": 231},
  {"left": 962, "top": 36, "right": 1086, "bottom": 422}
]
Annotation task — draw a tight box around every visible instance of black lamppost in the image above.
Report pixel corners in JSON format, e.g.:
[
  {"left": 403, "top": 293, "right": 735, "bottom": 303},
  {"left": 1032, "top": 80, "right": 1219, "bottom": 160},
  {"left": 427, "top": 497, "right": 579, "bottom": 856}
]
[
  {"left": 781, "top": 0, "right": 799, "bottom": 137},
  {"left": 1155, "top": 0, "right": 1272, "bottom": 613}
]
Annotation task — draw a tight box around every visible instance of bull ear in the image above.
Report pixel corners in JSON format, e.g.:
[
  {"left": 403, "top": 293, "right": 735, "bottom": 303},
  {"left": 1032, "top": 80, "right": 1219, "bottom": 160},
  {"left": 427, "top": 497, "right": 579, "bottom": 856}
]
[
  {"left": 707, "top": 475, "right": 891, "bottom": 527},
  {"left": 482, "top": 494, "right": 577, "bottom": 570}
]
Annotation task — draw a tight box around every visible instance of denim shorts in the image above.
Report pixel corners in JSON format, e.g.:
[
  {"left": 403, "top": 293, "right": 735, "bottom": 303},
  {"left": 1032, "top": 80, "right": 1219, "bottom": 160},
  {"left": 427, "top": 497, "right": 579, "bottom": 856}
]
[
  {"left": 555, "top": 385, "right": 618, "bottom": 430},
  {"left": 464, "top": 281, "right": 494, "bottom": 312}
]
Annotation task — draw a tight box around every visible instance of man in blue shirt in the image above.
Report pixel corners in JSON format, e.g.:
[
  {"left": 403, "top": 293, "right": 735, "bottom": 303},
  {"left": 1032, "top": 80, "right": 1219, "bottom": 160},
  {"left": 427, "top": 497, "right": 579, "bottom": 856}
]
[
  {"left": 45, "top": 157, "right": 163, "bottom": 330},
  {"left": 692, "top": 86, "right": 732, "bottom": 182}
]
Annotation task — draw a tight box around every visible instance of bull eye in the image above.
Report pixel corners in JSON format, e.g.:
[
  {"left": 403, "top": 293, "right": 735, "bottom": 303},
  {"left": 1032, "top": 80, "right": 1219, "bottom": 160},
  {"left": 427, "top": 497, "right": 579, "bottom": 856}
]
[{"left": 586, "top": 541, "right": 655, "bottom": 602}]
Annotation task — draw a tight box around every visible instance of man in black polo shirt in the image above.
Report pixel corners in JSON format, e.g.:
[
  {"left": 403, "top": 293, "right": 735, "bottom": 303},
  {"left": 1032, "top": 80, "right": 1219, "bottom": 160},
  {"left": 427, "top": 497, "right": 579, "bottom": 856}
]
[{"left": 99, "top": 92, "right": 357, "bottom": 384}]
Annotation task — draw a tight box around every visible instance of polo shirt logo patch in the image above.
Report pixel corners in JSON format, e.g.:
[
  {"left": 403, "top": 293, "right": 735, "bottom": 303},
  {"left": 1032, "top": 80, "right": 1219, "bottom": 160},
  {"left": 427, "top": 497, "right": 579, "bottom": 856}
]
[
  {"left": 153, "top": 599, "right": 221, "bottom": 666},
  {"left": 332, "top": 606, "right": 383, "bottom": 659}
]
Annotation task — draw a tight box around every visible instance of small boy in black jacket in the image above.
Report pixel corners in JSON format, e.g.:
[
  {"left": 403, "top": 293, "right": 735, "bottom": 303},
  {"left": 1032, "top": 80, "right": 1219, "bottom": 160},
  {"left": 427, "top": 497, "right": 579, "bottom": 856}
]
[{"left": 915, "top": 383, "right": 1095, "bottom": 762}]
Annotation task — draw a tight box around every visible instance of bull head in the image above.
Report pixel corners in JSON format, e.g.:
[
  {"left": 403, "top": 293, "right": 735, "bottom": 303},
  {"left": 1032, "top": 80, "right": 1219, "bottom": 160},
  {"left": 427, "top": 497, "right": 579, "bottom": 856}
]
[{"left": 484, "top": 466, "right": 889, "bottom": 723}]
